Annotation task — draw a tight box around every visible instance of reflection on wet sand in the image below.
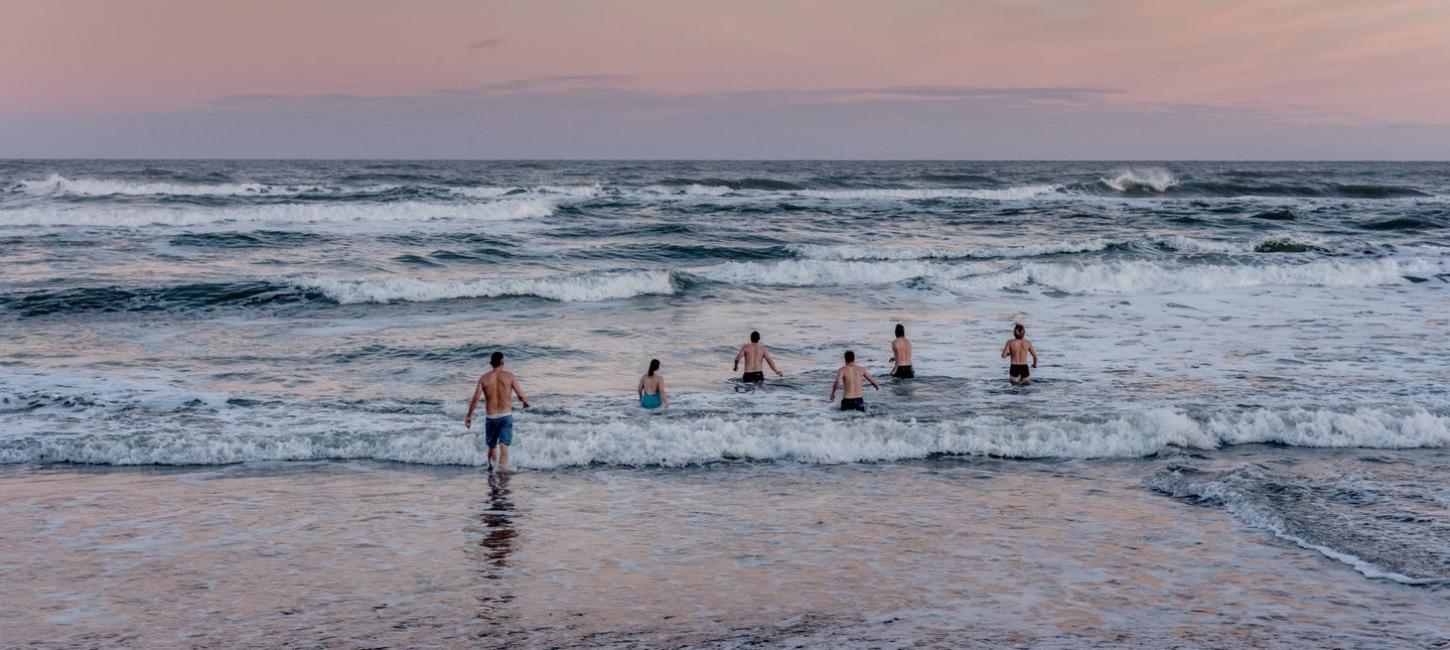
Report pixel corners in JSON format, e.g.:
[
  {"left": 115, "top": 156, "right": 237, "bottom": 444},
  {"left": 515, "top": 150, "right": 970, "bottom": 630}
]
[{"left": 472, "top": 471, "right": 518, "bottom": 616}]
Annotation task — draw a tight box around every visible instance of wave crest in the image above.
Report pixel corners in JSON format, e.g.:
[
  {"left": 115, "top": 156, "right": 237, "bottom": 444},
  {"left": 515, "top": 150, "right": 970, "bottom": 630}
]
[
  {"left": 2, "top": 407, "right": 1443, "bottom": 468},
  {"left": 1101, "top": 168, "right": 1181, "bottom": 193},
  {"left": 0, "top": 199, "right": 554, "bottom": 229},
  {"left": 294, "top": 269, "right": 677, "bottom": 304}
]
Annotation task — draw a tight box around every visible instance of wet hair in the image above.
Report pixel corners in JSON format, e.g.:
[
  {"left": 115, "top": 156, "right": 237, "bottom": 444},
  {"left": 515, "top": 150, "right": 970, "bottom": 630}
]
[
  {"left": 844, "top": 350, "right": 855, "bottom": 363},
  {"left": 1013, "top": 324, "right": 1026, "bottom": 339},
  {"left": 648, "top": 359, "right": 660, "bottom": 376},
  {"left": 750, "top": 330, "right": 760, "bottom": 343},
  {"left": 895, "top": 323, "right": 905, "bottom": 338},
  {"left": 490, "top": 351, "right": 504, "bottom": 367}
]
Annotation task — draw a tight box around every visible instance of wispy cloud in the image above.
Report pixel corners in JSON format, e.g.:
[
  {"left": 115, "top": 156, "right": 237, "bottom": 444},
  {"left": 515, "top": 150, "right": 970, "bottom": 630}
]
[{"left": 468, "top": 37, "right": 502, "bottom": 50}]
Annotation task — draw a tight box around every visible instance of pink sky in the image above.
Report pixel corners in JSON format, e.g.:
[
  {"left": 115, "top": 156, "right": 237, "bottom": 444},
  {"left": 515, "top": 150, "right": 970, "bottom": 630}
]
[{"left": 2, "top": 0, "right": 1448, "bottom": 157}]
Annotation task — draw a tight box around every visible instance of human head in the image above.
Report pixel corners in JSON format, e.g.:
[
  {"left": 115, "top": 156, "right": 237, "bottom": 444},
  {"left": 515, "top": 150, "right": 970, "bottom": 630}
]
[
  {"left": 1013, "top": 324, "right": 1025, "bottom": 339},
  {"left": 490, "top": 351, "right": 504, "bottom": 367},
  {"left": 750, "top": 330, "right": 760, "bottom": 343},
  {"left": 895, "top": 323, "right": 905, "bottom": 338},
  {"left": 844, "top": 350, "right": 855, "bottom": 363},
  {"left": 648, "top": 359, "right": 660, "bottom": 375}
]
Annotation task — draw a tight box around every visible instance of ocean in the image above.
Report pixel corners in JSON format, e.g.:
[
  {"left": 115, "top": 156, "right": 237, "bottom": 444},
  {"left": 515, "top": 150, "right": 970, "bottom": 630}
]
[{"left": 1, "top": 160, "right": 1447, "bottom": 647}]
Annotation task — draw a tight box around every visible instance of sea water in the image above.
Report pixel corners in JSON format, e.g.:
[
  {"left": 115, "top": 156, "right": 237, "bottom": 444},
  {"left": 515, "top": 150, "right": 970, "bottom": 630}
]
[{"left": 0, "top": 161, "right": 1447, "bottom": 646}]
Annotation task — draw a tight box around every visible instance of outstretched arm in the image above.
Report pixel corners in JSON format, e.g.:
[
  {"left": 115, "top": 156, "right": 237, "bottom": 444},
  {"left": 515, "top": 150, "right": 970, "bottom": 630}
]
[
  {"left": 733, "top": 346, "right": 744, "bottom": 371},
  {"left": 829, "top": 370, "right": 841, "bottom": 401},
  {"left": 864, "top": 369, "right": 880, "bottom": 390},
  {"left": 660, "top": 377, "right": 669, "bottom": 408},
  {"left": 764, "top": 350, "right": 783, "bottom": 376},
  {"left": 464, "top": 378, "right": 483, "bottom": 428},
  {"left": 1029, "top": 342, "right": 1038, "bottom": 368},
  {"left": 638, "top": 376, "right": 645, "bottom": 400},
  {"left": 512, "top": 377, "right": 531, "bottom": 408}
]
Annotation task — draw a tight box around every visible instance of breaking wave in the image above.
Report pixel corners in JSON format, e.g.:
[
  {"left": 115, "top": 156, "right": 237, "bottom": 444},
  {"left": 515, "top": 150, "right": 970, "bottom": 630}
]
[
  {"left": 1, "top": 404, "right": 1444, "bottom": 468},
  {"left": 0, "top": 198, "right": 555, "bottom": 228},
  {"left": 695, "top": 257, "right": 1433, "bottom": 293},
  {"left": 694, "top": 259, "right": 988, "bottom": 286},
  {"left": 10, "top": 174, "right": 313, "bottom": 197},
  {"left": 940, "top": 258, "right": 1431, "bottom": 294},
  {"left": 0, "top": 270, "right": 678, "bottom": 316},
  {"left": 294, "top": 270, "right": 677, "bottom": 304},
  {"left": 1100, "top": 168, "right": 1180, "bottom": 193}
]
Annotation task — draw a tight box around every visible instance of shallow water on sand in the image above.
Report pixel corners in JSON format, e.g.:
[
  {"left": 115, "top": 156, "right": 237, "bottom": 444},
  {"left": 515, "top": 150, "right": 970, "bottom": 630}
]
[{"left": 2, "top": 450, "right": 1447, "bottom": 648}]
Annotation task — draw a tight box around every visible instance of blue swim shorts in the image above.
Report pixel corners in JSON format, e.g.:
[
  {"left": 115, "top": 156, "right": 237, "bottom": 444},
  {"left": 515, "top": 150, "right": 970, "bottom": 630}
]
[{"left": 484, "top": 415, "right": 513, "bottom": 448}]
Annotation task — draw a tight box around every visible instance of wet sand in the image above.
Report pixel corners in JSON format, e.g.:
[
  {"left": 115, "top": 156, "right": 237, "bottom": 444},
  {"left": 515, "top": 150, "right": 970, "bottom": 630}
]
[{"left": 2, "top": 455, "right": 1446, "bottom": 648}]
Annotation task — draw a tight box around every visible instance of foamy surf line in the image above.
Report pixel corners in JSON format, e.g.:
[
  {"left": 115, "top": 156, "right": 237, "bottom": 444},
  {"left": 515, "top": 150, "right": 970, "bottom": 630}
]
[
  {"left": 294, "top": 269, "right": 677, "bottom": 304},
  {"left": 6, "top": 174, "right": 606, "bottom": 200},
  {"left": 694, "top": 257, "right": 1437, "bottom": 292},
  {"left": 3, "top": 407, "right": 1445, "bottom": 468},
  {"left": 0, "top": 198, "right": 556, "bottom": 229},
  {"left": 1146, "top": 468, "right": 1447, "bottom": 585}
]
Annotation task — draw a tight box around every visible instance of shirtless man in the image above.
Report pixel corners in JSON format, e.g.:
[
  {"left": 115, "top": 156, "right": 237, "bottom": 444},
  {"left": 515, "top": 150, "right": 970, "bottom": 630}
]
[
  {"left": 1000, "top": 324, "right": 1038, "bottom": 385},
  {"left": 830, "top": 350, "right": 879, "bottom": 412},
  {"left": 465, "top": 351, "right": 531, "bottom": 472},
  {"left": 733, "top": 330, "right": 783, "bottom": 383},
  {"left": 889, "top": 323, "right": 914, "bottom": 378}
]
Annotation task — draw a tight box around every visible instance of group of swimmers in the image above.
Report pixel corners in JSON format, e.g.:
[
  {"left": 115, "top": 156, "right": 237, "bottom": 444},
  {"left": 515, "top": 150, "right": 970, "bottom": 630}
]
[{"left": 465, "top": 323, "right": 1039, "bottom": 471}]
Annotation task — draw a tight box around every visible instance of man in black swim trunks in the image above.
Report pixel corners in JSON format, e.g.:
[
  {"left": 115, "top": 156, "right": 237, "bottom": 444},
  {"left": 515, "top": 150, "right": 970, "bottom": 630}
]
[
  {"left": 890, "top": 323, "right": 914, "bottom": 378},
  {"left": 830, "top": 350, "right": 879, "bottom": 411},
  {"left": 1001, "top": 323, "right": 1038, "bottom": 385},
  {"left": 733, "top": 330, "right": 783, "bottom": 383}
]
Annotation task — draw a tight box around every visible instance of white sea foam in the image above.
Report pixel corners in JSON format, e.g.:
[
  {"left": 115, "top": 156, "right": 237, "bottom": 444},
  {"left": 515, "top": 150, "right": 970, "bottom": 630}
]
[
  {"left": 2, "top": 406, "right": 1444, "bottom": 468},
  {"left": 7, "top": 174, "right": 606, "bottom": 201},
  {"left": 941, "top": 258, "right": 1422, "bottom": 294},
  {"left": 9, "top": 173, "right": 365, "bottom": 197},
  {"left": 0, "top": 198, "right": 555, "bottom": 229},
  {"left": 694, "top": 259, "right": 991, "bottom": 286},
  {"left": 1146, "top": 463, "right": 1447, "bottom": 585},
  {"left": 1101, "top": 168, "right": 1180, "bottom": 193},
  {"left": 795, "top": 185, "right": 1063, "bottom": 201},
  {"left": 293, "top": 269, "right": 675, "bottom": 304},
  {"left": 789, "top": 240, "right": 1117, "bottom": 261},
  {"left": 1157, "top": 234, "right": 1335, "bottom": 254}
]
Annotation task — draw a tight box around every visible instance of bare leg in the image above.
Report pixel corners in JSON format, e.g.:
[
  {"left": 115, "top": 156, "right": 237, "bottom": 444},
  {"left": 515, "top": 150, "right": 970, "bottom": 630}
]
[
  {"left": 487, "top": 446, "right": 497, "bottom": 469},
  {"left": 497, "top": 444, "right": 510, "bottom": 473}
]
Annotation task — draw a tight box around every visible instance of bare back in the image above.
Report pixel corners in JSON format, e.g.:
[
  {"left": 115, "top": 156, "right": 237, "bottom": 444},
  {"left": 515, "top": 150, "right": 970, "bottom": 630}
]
[
  {"left": 639, "top": 373, "right": 663, "bottom": 394},
  {"left": 738, "top": 342, "right": 768, "bottom": 372},
  {"left": 892, "top": 337, "right": 913, "bottom": 366},
  {"left": 836, "top": 364, "right": 868, "bottom": 399},
  {"left": 1005, "top": 338, "right": 1034, "bottom": 364},
  {"left": 481, "top": 369, "right": 517, "bottom": 415}
]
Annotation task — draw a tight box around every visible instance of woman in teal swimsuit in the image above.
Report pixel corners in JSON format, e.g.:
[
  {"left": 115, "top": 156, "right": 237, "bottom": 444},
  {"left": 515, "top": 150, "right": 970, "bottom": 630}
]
[{"left": 638, "top": 359, "right": 668, "bottom": 409}]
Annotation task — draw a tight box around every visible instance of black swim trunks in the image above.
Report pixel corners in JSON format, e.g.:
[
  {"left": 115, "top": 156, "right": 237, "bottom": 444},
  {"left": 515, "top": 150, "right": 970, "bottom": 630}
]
[
  {"left": 840, "top": 397, "right": 866, "bottom": 412},
  {"left": 1010, "top": 364, "right": 1030, "bottom": 378},
  {"left": 742, "top": 371, "right": 765, "bottom": 383},
  {"left": 892, "top": 365, "right": 914, "bottom": 379}
]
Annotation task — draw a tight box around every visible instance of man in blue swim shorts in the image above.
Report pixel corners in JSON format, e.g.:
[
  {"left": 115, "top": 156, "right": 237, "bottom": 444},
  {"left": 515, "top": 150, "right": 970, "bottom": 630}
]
[{"left": 465, "top": 351, "right": 532, "bottom": 472}]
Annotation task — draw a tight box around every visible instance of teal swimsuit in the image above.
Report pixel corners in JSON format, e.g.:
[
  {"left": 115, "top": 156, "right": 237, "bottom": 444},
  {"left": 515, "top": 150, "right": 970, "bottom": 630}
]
[{"left": 640, "top": 391, "right": 663, "bottom": 409}]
